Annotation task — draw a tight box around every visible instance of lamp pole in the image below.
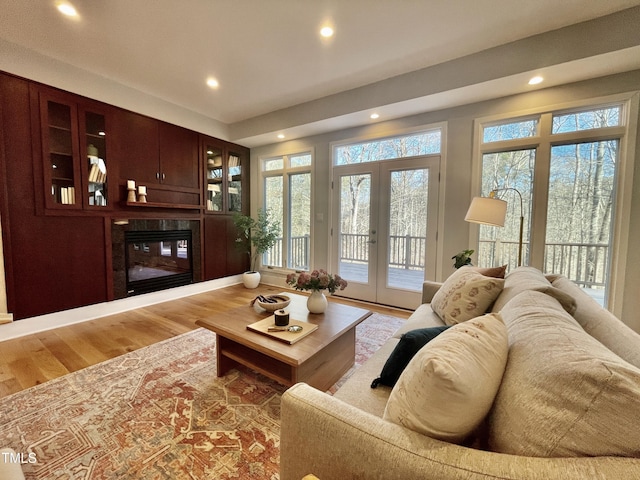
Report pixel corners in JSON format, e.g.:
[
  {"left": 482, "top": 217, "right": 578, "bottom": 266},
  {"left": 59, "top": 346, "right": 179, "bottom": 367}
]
[{"left": 490, "top": 188, "right": 524, "bottom": 267}]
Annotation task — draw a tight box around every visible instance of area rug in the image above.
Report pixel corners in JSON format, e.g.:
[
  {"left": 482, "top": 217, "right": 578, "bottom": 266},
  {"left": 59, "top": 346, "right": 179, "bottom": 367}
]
[{"left": 0, "top": 313, "right": 405, "bottom": 479}]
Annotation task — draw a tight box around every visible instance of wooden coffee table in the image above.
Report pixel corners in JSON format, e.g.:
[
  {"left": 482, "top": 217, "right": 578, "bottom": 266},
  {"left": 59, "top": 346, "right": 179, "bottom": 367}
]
[{"left": 196, "top": 292, "right": 372, "bottom": 391}]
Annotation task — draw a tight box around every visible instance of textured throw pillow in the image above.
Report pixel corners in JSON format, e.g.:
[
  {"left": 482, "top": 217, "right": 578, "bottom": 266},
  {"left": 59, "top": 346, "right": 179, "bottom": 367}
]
[
  {"left": 383, "top": 313, "right": 508, "bottom": 443},
  {"left": 488, "top": 290, "right": 640, "bottom": 457},
  {"left": 431, "top": 268, "right": 504, "bottom": 325},
  {"left": 371, "top": 326, "right": 451, "bottom": 388}
]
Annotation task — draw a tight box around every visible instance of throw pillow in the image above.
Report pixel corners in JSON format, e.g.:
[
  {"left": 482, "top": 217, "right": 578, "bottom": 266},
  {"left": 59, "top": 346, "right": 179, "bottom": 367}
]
[
  {"left": 371, "top": 325, "right": 451, "bottom": 388},
  {"left": 465, "top": 264, "right": 507, "bottom": 278},
  {"left": 383, "top": 313, "right": 508, "bottom": 444},
  {"left": 431, "top": 268, "right": 504, "bottom": 325},
  {"left": 488, "top": 290, "right": 640, "bottom": 457}
]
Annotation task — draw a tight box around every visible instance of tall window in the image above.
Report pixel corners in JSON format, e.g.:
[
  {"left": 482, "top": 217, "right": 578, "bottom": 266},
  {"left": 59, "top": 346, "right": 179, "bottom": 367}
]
[
  {"left": 262, "top": 152, "right": 312, "bottom": 270},
  {"left": 475, "top": 103, "right": 627, "bottom": 304}
]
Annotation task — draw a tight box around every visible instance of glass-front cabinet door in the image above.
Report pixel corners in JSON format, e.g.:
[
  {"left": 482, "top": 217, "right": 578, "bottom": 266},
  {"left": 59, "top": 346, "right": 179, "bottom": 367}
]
[
  {"left": 205, "top": 143, "right": 224, "bottom": 212},
  {"left": 227, "top": 149, "right": 243, "bottom": 213},
  {"left": 38, "top": 87, "right": 110, "bottom": 211},
  {"left": 202, "top": 136, "right": 247, "bottom": 214},
  {"left": 83, "top": 109, "right": 108, "bottom": 208},
  {"left": 41, "top": 96, "right": 81, "bottom": 209}
]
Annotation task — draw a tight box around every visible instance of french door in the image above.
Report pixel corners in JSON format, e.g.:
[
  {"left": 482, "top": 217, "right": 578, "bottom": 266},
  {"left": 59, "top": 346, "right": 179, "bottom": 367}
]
[{"left": 331, "top": 156, "right": 439, "bottom": 309}]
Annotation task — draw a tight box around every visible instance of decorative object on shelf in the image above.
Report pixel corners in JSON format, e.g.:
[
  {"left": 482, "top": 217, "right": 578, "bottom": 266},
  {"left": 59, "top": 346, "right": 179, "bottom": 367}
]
[
  {"left": 465, "top": 187, "right": 525, "bottom": 266},
  {"left": 137, "top": 185, "right": 147, "bottom": 203},
  {"left": 251, "top": 294, "right": 292, "bottom": 312},
  {"left": 286, "top": 269, "right": 348, "bottom": 314},
  {"left": 233, "top": 209, "right": 280, "bottom": 289},
  {"left": 452, "top": 249, "right": 474, "bottom": 269},
  {"left": 127, "top": 180, "right": 136, "bottom": 202}
]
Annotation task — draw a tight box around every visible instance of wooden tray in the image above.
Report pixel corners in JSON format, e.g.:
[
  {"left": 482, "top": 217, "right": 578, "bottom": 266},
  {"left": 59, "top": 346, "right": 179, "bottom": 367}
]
[{"left": 247, "top": 316, "right": 318, "bottom": 344}]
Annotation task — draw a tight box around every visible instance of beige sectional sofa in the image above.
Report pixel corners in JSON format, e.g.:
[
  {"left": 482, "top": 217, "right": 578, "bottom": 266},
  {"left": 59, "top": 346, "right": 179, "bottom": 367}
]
[{"left": 280, "top": 267, "right": 640, "bottom": 480}]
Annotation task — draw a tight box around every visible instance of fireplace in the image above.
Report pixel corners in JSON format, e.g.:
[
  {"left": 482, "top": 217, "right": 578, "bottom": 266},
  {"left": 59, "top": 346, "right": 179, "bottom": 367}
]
[
  {"left": 125, "top": 230, "right": 193, "bottom": 296},
  {"left": 111, "top": 219, "right": 202, "bottom": 299}
]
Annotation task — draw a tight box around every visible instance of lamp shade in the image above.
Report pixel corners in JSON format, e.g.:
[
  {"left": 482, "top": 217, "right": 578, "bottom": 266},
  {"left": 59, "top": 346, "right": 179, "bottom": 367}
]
[{"left": 465, "top": 196, "right": 507, "bottom": 227}]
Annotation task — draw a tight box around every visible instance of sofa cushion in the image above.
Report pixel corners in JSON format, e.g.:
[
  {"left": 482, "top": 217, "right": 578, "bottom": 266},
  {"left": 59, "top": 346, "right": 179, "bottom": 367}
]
[
  {"left": 431, "top": 268, "right": 504, "bottom": 325},
  {"left": 491, "top": 266, "right": 576, "bottom": 314},
  {"left": 383, "top": 313, "right": 508, "bottom": 443},
  {"left": 552, "top": 275, "right": 640, "bottom": 369},
  {"left": 392, "top": 304, "right": 445, "bottom": 338},
  {"left": 371, "top": 326, "right": 451, "bottom": 388},
  {"left": 488, "top": 289, "right": 640, "bottom": 457}
]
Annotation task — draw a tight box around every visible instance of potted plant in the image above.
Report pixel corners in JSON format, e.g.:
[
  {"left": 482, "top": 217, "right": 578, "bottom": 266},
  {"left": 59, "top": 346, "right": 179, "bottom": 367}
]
[
  {"left": 233, "top": 209, "right": 280, "bottom": 288},
  {"left": 452, "top": 249, "right": 474, "bottom": 269}
]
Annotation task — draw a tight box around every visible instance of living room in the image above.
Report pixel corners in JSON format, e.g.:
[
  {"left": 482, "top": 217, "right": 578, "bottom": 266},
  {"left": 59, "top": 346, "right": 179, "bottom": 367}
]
[{"left": 1, "top": 1, "right": 640, "bottom": 478}]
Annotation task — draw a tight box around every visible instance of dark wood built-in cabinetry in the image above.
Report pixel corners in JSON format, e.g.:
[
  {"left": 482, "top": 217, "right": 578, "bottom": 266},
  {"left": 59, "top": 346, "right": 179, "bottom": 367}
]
[{"left": 0, "top": 71, "right": 250, "bottom": 320}]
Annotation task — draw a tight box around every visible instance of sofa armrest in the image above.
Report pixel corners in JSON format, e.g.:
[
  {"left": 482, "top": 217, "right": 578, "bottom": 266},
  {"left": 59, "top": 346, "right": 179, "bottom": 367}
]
[
  {"left": 422, "top": 280, "right": 442, "bottom": 304},
  {"left": 0, "top": 448, "right": 26, "bottom": 480},
  {"left": 280, "top": 383, "right": 640, "bottom": 480}
]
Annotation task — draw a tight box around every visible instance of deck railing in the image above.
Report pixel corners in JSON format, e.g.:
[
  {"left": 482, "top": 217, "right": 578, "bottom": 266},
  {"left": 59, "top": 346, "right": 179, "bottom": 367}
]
[
  {"left": 479, "top": 240, "right": 609, "bottom": 288},
  {"left": 263, "top": 235, "right": 310, "bottom": 270},
  {"left": 340, "top": 233, "right": 426, "bottom": 270}
]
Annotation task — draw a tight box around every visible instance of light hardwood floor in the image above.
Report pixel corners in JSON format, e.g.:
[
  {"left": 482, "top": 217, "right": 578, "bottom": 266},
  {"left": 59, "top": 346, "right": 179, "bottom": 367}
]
[{"left": 0, "top": 284, "right": 411, "bottom": 398}]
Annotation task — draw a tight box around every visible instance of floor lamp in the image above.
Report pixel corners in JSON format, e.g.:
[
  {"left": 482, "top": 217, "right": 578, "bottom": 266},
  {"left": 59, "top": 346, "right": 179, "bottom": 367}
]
[{"left": 465, "top": 187, "right": 524, "bottom": 267}]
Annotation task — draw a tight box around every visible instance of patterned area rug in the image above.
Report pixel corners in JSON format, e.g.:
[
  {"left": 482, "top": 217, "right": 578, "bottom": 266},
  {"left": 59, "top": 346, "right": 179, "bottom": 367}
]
[{"left": 0, "top": 313, "right": 404, "bottom": 479}]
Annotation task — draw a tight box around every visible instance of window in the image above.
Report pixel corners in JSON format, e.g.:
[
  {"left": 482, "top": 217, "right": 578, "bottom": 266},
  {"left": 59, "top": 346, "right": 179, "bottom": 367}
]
[
  {"left": 262, "top": 152, "right": 312, "bottom": 270},
  {"left": 475, "top": 102, "right": 628, "bottom": 305},
  {"left": 334, "top": 129, "right": 441, "bottom": 165}
]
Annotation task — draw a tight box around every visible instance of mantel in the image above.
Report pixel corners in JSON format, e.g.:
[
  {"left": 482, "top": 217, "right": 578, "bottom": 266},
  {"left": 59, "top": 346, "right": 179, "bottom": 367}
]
[{"left": 124, "top": 201, "right": 201, "bottom": 210}]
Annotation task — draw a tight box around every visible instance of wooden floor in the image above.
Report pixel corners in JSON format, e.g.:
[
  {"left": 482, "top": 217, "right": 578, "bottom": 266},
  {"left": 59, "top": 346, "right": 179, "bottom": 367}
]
[{"left": 0, "top": 283, "right": 411, "bottom": 399}]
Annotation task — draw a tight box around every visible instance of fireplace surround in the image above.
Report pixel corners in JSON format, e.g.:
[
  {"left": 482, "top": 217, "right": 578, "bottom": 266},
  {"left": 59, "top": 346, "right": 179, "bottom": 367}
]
[{"left": 111, "top": 219, "right": 201, "bottom": 299}]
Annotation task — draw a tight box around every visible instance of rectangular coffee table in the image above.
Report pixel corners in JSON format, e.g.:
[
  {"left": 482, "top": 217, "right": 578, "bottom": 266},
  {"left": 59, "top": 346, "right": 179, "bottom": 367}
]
[{"left": 196, "top": 292, "right": 372, "bottom": 391}]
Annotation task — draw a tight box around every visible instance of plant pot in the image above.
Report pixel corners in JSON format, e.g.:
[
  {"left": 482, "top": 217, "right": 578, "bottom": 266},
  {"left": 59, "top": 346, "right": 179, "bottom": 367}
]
[
  {"left": 307, "top": 290, "right": 328, "bottom": 314},
  {"left": 242, "top": 271, "right": 261, "bottom": 289}
]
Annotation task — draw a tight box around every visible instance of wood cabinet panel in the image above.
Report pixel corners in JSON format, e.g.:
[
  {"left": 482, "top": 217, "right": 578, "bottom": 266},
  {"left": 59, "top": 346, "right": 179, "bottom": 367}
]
[
  {"left": 159, "top": 122, "right": 199, "bottom": 190},
  {"left": 113, "top": 110, "right": 159, "bottom": 186},
  {"left": 203, "top": 215, "right": 249, "bottom": 280}
]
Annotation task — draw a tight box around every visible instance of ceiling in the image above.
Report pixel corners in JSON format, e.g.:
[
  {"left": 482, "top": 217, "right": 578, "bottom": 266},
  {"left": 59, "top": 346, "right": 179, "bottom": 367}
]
[{"left": 2, "top": 0, "right": 640, "bottom": 147}]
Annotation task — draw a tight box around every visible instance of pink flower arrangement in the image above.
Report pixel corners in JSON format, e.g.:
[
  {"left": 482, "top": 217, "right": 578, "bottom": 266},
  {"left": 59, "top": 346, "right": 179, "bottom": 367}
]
[{"left": 286, "top": 269, "right": 348, "bottom": 294}]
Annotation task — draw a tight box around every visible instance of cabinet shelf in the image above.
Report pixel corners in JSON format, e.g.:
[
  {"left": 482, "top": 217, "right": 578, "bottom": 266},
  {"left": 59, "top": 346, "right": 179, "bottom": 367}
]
[{"left": 125, "top": 201, "right": 201, "bottom": 210}]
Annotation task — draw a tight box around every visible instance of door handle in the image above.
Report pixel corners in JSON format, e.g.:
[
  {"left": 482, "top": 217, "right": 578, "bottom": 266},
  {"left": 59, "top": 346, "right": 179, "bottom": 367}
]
[{"left": 369, "top": 239, "right": 377, "bottom": 244}]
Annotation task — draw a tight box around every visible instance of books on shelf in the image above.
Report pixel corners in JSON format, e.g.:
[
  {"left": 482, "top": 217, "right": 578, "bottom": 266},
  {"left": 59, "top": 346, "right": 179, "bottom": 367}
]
[
  {"left": 228, "top": 155, "right": 240, "bottom": 167},
  {"left": 60, "top": 186, "right": 75, "bottom": 204},
  {"left": 88, "top": 159, "right": 107, "bottom": 184}
]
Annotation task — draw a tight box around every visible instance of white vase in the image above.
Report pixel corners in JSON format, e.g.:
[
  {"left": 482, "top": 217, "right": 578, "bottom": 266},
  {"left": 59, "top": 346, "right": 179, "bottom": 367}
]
[
  {"left": 307, "top": 290, "right": 328, "bottom": 314},
  {"left": 242, "top": 271, "right": 260, "bottom": 289}
]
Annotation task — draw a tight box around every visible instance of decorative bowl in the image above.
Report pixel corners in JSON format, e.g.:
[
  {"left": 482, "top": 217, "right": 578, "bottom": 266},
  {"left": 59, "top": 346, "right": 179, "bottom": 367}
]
[{"left": 256, "top": 294, "right": 291, "bottom": 312}]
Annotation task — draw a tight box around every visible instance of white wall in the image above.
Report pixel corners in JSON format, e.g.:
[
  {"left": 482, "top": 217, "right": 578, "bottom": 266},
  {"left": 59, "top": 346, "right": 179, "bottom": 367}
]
[{"left": 250, "top": 70, "right": 640, "bottom": 332}]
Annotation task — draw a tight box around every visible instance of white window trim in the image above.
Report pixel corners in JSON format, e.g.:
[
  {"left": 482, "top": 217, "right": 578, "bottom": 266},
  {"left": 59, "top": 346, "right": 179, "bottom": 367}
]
[{"left": 469, "top": 92, "right": 639, "bottom": 317}]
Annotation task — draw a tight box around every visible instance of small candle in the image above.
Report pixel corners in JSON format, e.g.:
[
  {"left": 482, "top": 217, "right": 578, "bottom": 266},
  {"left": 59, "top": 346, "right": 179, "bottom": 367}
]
[
  {"left": 127, "top": 180, "right": 135, "bottom": 190},
  {"left": 138, "top": 185, "right": 147, "bottom": 194}
]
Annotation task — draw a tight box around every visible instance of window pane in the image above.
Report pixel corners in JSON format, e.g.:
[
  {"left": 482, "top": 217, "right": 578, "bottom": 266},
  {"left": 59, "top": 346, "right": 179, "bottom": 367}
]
[
  {"left": 552, "top": 106, "right": 622, "bottom": 134},
  {"left": 335, "top": 129, "right": 441, "bottom": 165},
  {"left": 388, "top": 168, "right": 428, "bottom": 291},
  {"left": 290, "top": 153, "right": 312, "bottom": 167},
  {"left": 544, "top": 141, "right": 617, "bottom": 304},
  {"left": 264, "top": 157, "right": 283, "bottom": 171},
  {"left": 478, "top": 149, "right": 535, "bottom": 269},
  {"left": 264, "top": 176, "right": 283, "bottom": 267},
  {"left": 482, "top": 119, "right": 538, "bottom": 143},
  {"left": 339, "top": 174, "right": 371, "bottom": 282},
  {"left": 289, "top": 173, "right": 311, "bottom": 270}
]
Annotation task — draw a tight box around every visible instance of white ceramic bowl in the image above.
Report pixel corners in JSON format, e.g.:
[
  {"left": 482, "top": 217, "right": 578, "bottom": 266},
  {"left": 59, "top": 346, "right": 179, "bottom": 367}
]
[{"left": 257, "top": 294, "right": 291, "bottom": 312}]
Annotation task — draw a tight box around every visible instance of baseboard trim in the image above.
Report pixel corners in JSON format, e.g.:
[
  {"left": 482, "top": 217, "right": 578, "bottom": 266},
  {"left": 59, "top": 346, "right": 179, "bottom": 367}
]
[{"left": 0, "top": 275, "right": 243, "bottom": 343}]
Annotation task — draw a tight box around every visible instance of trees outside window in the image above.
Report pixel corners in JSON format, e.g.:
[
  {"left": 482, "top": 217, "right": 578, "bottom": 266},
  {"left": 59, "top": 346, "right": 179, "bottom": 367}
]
[
  {"left": 476, "top": 104, "right": 625, "bottom": 305},
  {"left": 262, "top": 153, "right": 312, "bottom": 270}
]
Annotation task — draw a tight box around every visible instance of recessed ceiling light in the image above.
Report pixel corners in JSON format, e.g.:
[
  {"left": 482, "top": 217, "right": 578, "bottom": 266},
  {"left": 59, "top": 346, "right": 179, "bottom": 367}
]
[
  {"left": 320, "top": 26, "right": 334, "bottom": 38},
  {"left": 57, "top": 2, "right": 78, "bottom": 16},
  {"left": 528, "top": 76, "right": 544, "bottom": 85},
  {"left": 370, "top": 113, "right": 380, "bottom": 119},
  {"left": 206, "top": 77, "right": 219, "bottom": 89},
  {"left": 277, "top": 134, "right": 285, "bottom": 139}
]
